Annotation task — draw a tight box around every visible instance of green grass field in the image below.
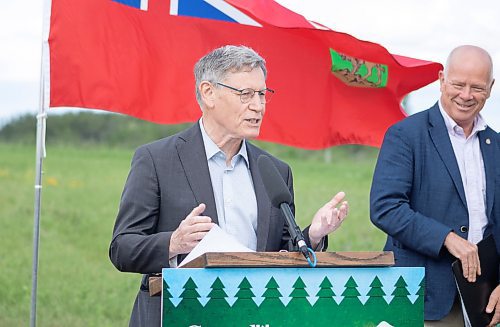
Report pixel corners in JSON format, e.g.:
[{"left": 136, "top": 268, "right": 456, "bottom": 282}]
[{"left": 0, "top": 142, "right": 386, "bottom": 326}]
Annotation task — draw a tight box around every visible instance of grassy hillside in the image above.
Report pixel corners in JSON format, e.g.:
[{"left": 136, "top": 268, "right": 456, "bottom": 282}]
[{"left": 0, "top": 142, "right": 385, "bottom": 326}]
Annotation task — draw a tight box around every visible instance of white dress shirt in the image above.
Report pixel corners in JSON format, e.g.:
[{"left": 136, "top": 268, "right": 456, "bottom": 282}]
[
  {"left": 439, "top": 101, "right": 488, "bottom": 244},
  {"left": 199, "top": 120, "right": 258, "bottom": 250}
]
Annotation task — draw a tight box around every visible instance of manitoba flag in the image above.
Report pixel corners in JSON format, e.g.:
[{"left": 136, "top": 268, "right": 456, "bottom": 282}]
[{"left": 47, "top": 0, "right": 443, "bottom": 148}]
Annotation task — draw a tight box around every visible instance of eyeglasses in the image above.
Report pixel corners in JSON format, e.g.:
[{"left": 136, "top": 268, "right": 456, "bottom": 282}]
[{"left": 216, "top": 82, "right": 274, "bottom": 104}]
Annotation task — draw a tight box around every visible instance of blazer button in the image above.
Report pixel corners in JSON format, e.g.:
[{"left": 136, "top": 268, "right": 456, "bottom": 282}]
[{"left": 460, "top": 226, "right": 468, "bottom": 233}]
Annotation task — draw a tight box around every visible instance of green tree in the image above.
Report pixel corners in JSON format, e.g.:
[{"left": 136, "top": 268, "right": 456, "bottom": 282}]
[
  {"left": 313, "top": 277, "right": 339, "bottom": 325},
  {"left": 286, "top": 277, "right": 311, "bottom": 325},
  {"left": 364, "top": 276, "right": 388, "bottom": 325},
  {"left": 391, "top": 276, "right": 411, "bottom": 300},
  {"left": 338, "top": 276, "right": 363, "bottom": 325},
  {"left": 341, "top": 276, "right": 362, "bottom": 305},
  {"left": 204, "top": 277, "right": 230, "bottom": 323},
  {"left": 259, "top": 277, "right": 284, "bottom": 326},
  {"left": 231, "top": 277, "right": 258, "bottom": 326},
  {"left": 234, "top": 277, "right": 255, "bottom": 302},
  {"left": 162, "top": 279, "right": 174, "bottom": 317},
  {"left": 170, "top": 277, "right": 204, "bottom": 326},
  {"left": 387, "top": 276, "right": 416, "bottom": 326},
  {"left": 413, "top": 277, "right": 425, "bottom": 323}
]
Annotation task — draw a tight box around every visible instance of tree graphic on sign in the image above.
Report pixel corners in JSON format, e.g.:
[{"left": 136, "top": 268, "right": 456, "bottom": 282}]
[
  {"left": 287, "top": 277, "right": 311, "bottom": 324},
  {"left": 231, "top": 277, "right": 258, "bottom": 325},
  {"left": 313, "top": 276, "right": 339, "bottom": 325},
  {"left": 162, "top": 279, "right": 174, "bottom": 313},
  {"left": 364, "top": 276, "right": 388, "bottom": 325},
  {"left": 259, "top": 277, "right": 284, "bottom": 326},
  {"left": 388, "top": 276, "right": 414, "bottom": 325},
  {"left": 205, "top": 277, "right": 230, "bottom": 322},
  {"left": 337, "top": 276, "right": 363, "bottom": 325},
  {"left": 174, "top": 277, "right": 203, "bottom": 326}
]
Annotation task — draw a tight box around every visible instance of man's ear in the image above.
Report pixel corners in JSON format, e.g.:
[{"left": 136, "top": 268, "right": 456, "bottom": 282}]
[
  {"left": 438, "top": 70, "right": 446, "bottom": 93},
  {"left": 486, "top": 78, "right": 495, "bottom": 98},
  {"left": 199, "top": 81, "right": 215, "bottom": 109}
]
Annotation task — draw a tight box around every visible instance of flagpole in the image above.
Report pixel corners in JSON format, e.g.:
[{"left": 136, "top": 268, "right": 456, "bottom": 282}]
[
  {"left": 30, "top": 88, "right": 46, "bottom": 327},
  {"left": 30, "top": 0, "right": 51, "bottom": 326}
]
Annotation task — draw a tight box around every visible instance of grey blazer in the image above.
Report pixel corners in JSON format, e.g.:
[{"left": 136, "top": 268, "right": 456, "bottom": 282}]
[{"left": 109, "top": 122, "right": 319, "bottom": 326}]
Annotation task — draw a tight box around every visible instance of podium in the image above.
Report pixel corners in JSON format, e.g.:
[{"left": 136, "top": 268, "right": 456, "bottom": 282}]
[{"left": 160, "top": 252, "right": 424, "bottom": 326}]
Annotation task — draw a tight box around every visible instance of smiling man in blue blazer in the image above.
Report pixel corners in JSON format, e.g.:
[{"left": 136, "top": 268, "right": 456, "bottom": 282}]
[{"left": 370, "top": 45, "right": 500, "bottom": 326}]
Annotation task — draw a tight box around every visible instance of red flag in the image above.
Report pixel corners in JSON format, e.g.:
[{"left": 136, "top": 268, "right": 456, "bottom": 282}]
[{"left": 48, "top": 0, "right": 442, "bottom": 148}]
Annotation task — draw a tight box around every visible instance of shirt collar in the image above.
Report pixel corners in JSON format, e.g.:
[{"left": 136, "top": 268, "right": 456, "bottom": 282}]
[
  {"left": 199, "top": 119, "right": 249, "bottom": 167},
  {"left": 438, "top": 100, "right": 487, "bottom": 137}
]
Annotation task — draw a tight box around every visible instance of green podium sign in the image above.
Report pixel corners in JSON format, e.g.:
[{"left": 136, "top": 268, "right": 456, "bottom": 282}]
[{"left": 162, "top": 266, "right": 424, "bottom": 326}]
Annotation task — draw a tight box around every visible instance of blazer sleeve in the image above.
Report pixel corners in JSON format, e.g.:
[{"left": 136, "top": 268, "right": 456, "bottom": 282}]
[
  {"left": 109, "top": 146, "right": 172, "bottom": 273},
  {"left": 370, "top": 125, "right": 452, "bottom": 258}
]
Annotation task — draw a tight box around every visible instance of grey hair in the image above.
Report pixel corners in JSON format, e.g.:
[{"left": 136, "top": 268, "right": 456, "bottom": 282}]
[{"left": 194, "top": 45, "right": 267, "bottom": 106}]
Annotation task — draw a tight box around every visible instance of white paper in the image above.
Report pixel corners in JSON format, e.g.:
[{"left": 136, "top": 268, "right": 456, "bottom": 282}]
[{"left": 178, "top": 224, "right": 254, "bottom": 267}]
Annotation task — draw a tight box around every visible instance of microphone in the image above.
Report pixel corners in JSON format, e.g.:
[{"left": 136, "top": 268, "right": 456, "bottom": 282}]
[{"left": 257, "top": 155, "right": 310, "bottom": 260}]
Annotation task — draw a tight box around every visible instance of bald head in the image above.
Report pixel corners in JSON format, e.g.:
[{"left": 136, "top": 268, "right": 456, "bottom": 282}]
[
  {"left": 439, "top": 45, "right": 495, "bottom": 137},
  {"left": 444, "top": 45, "right": 494, "bottom": 83}
]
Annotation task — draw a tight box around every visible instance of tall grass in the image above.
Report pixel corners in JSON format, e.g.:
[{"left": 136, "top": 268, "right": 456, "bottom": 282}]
[{"left": 0, "top": 142, "right": 384, "bottom": 326}]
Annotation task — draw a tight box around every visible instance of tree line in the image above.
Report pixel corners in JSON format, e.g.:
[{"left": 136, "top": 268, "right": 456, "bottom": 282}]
[
  {"left": 0, "top": 111, "right": 376, "bottom": 160},
  {"left": 0, "top": 111, "right": 188, "bottom": 148}
]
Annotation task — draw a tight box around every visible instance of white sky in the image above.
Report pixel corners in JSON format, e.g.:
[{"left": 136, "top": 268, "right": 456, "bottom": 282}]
[{"left": 1, "top": 0, "right": 499, "bottom": 130}]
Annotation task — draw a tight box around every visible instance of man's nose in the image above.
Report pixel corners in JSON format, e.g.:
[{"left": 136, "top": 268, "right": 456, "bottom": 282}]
[
  {"left": 248, "top": 93, "right": 265, "bottom": 111},
  {"left": 459, "top": 86, "right": 474, "bottom": 100}
]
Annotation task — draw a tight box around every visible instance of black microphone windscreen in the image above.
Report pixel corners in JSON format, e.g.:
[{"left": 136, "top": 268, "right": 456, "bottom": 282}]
[{"left": 257, "top": 155, "right": 292, "bottom": 207}]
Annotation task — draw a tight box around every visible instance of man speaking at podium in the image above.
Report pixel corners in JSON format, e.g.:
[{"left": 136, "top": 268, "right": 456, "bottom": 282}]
[{"left": 109, "top": 45, "right": 349, "bottom": 326}]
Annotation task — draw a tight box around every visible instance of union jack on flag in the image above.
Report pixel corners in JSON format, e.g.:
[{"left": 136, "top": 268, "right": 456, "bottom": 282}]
[{"left": 113, "top": 0, "right": 261, "bottom": 26}]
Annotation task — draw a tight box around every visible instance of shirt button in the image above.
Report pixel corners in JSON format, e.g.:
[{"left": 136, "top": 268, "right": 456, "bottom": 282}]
[{"left": 460, "top": 226, "right": 468, "bottom": 233}]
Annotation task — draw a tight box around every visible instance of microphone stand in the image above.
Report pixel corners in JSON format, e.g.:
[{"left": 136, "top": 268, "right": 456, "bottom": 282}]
[{"left": 279, "top": 203, "right": 311, "bottom": 261}]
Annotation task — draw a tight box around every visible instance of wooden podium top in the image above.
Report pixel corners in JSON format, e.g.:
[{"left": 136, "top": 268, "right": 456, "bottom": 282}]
[
  {"left": 149, "top": 251, "right": 394, "bottom": 296},
  {"left": 181, "top": 251, "right": 394, "bottom": 268}
]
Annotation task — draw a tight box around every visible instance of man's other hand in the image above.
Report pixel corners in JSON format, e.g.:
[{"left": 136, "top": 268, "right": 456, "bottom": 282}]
[
  {"left": 169, "top": 203, "right": 214, "bottom": 258},
  {"left": 486, "top": 284, "right": 500, "bottom": 326},
  {"left": 444, "top": 232, "right": 480, "bottom": 282},
  {"left": 308, "top": 191, "right": 349, "bottom": 249}
]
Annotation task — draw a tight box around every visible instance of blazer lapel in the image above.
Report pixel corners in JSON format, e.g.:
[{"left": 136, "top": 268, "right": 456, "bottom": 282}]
[
  {"left": 479, "top": 129, "right": 497, "bottom": 218},
  {"left": 428, "top": 105, "right": 468, "bottom": 208},
  {"left": 247, "top": 144, "right": 271, "bottom": 251},
  {"left": 176, "top": 123, "right": 219, "bottom": 224}
]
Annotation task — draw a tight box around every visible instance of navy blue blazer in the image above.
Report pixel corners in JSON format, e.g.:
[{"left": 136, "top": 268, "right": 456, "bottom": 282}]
[{"left": 370, "top": 103, "right": 500, "bottom": 320}]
